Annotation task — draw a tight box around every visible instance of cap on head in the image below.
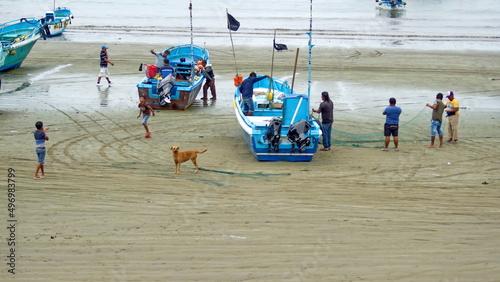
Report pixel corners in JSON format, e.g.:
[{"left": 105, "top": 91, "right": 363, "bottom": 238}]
[
  {"left": 102, "top": 45, "right": 108, "bottom": 49},
  {"left": 446, "top": 91, "right": 454, "bottom": 98}
]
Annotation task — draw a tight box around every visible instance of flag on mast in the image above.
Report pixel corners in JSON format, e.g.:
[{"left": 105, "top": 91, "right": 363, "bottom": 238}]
[
  {"left": 273, "top": 39, "right": 288, "bottom": 51},
  {"left": 227, "top": 13, "right": 240, "bottom": 31}
]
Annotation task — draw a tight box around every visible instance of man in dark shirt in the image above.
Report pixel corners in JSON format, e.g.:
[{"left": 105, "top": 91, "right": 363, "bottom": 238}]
[
  {"left": 97, "top": 46, "right": 114, "bottom": 85},
  {"left": 200, "top": 59, "right": 216, "bottom": 100},
  {"left": 313, "top": 91, "right": 334, "bottom": 151},
  {"left": 239, "top": 72, "right": 269, "bottom": 116}
]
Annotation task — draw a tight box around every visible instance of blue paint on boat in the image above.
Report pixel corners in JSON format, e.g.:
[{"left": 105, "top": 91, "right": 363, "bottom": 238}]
[{"left": 0, "top": 18, "right": 44, "bottom": 72}]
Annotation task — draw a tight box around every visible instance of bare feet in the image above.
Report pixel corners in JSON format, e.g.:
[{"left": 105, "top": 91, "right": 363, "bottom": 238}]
[{"left": 427, "top": 145, "right": 434, "bottom": 148}]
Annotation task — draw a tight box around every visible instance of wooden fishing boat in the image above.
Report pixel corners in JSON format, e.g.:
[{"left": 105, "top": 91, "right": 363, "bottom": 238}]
[
  {"left": 41, "top": 6, "right": 73, "bottom": 37},
  {"left": 0, "top": 17, "right": 45, "bottom": 72},
  {"left": 376, "top": 0, "right": 406, "bottom": 10},
  {"left": 136, "top": 1, "right": 209, "bottom": 110},
  {"left": 233, "top": 77, "right": 321, "bottom": 161},
  {"left": 136, "top": 44, "right": 209, "bottom": 110}
]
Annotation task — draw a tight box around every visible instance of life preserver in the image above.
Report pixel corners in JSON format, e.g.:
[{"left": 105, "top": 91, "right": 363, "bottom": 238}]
[{"left": 233, "top": 74, "right": 243, "bottom": 86}]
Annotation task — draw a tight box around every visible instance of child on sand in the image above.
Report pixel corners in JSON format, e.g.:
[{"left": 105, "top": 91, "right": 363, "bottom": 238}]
[
  {"left": 137, "top": 96, "right": 155, "bottom": 138},
  {"left": 33, "top": 121, "right": 49, "bottom": 179}
]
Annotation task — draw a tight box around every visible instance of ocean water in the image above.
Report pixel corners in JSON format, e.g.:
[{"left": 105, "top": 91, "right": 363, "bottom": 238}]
[{"left": 1, "top": 0, "right": 500, "bottom": 51}]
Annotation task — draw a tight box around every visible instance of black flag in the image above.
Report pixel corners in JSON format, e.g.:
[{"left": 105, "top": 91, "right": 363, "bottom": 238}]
[
  {"left": 273, "top": 39, "right": 288, "bottom": 51},
  {"left": 227, "top": 13, "right": 240, "bottom": 31}
]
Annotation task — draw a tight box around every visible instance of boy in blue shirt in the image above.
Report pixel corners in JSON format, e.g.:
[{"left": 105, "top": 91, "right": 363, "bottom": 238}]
[
  {"left": 382, "top": 97, "right": 402, "bottom": 151},
  {"left": 33, "top": 121, "right": 49, "bottom": 179}
]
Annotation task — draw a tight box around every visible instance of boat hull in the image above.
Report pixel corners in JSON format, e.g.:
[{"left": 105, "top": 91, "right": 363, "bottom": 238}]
[
  {"left": 233, "top": 76, "right": 321, "bottom": 162},
  {"left": 136, "top": 44, "right": 209, "bottom": 110},
  {"left": 0, "top": 18, "right": 43, "bottom": 71}
]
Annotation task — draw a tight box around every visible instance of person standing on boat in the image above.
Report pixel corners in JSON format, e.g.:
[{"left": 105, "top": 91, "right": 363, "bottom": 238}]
[
  {"left": 96, "top": 46, "right": 114, "bottom": 85},
  {"left": 150, "top": 49, "right": 170, "bottom": 69},
  {"left": 312, "top": 91, "right": 334, "bottom": 151},
  {"left": 33, "top": 121, "right": 49, "bottom": 180},
  {"left": 160, "top": 58, "right": 175, "bottom": 75},
  {"left": 445, "top": 91, "right": 460, "bottom": 143},
  {"left": 239, "top": 72, "right": 269, "bottom": 116},
  {"left": 200, "top": 59, "right": 216, "bottom": 100},
  {"left": 382, "top": 97, "right": 402, "bottom": 151}
]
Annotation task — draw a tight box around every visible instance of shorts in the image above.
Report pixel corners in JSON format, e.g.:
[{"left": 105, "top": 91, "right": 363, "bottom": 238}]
[
  {"left": 98, "top": 67, "right": 110, "bottom": 78},
  {"left": 242, "top": 97, "right": 254, "bottom": 113},
  {"left": 142, "top": 114, "right": 150, "bottom": 125},
  {"left": 36, "top": 147, "right": 46, "bottom": 164},
  {"left": 384, "top": 123, "right": 399, "bottom": 137},
  {"left": 430, "top": 119, "right": 443, "bottom": 137}
]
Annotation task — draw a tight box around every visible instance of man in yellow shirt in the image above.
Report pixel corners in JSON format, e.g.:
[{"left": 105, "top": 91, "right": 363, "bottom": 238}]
[{"left": 445, "top": 91, "right": 459, "bottom": 143}]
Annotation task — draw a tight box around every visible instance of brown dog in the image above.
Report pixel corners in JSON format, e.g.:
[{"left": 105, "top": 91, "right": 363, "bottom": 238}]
[{"left": 170, "top": 146, "right": 207, "bottom": 174}]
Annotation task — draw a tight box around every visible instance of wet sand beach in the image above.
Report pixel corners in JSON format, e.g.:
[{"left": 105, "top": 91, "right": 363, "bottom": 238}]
[{"left": 1, "top": 40, "right": 500, "bottom": 281}]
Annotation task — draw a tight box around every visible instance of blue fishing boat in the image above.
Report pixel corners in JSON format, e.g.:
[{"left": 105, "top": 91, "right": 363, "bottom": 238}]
[
  {"left": 233, "top": 77, "right": 322, "bottom": 161},
  {"left": 0, "top": 17, "right": 45, "bottom": 72},
  {"left": 136, "top": 44, "right": 209, "bottom": 110},
  {"left": 376, "top": 0, "right": 406, "bottom": 10},
  {"left": 41, "top": 6, "right": 73, "bottom": 37},
  {"left": 136, "top": 1, "right": 209, "bottom": 110},
  {"left": 232, "top": 1, "right": 321, "bottom": 162}
]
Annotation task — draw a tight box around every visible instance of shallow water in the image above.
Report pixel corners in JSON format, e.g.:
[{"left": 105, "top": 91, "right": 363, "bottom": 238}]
[
  {"left": 1, "top": 0, "right": 499, "bottom": 118},
  {"left": 1, "top": 0, "right": 500, "bottom": 50}
]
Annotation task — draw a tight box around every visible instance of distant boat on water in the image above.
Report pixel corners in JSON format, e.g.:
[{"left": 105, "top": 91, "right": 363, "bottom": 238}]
[
  {"left": 0, "top": 17, "right": 45, "bottom": 72},
  {"left": 41, "top": 6, "right": 73, "bottom": 37},
  {"left": 376, "top": 0, "right": 406, "bottom": 10}
]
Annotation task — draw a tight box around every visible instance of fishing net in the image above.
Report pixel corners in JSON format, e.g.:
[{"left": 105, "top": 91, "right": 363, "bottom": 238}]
[{"left": 322, "top": 107, "right": 430, "bottom": 148}]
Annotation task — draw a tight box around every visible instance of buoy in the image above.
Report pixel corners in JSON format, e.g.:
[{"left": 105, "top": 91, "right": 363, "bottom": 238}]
[
  {"left": 233, "top": 74, "right": 243, "bottom": 86},
  {"left": 9, "top": 50, "right": 17, "bottom": 55},
  {"left": 266, "top": 91, "right": 274, "bottom": 101},
  {"left": 13, "top": 38, "right": 20, "bottom": 42}
]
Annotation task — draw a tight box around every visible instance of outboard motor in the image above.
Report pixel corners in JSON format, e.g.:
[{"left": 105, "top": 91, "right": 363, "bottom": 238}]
[
  {"left": 287, "top": 119, "right": 311, "bottom": 153},
  {"left": 265, "top": 117, "right": 282, "bottom": 152}
]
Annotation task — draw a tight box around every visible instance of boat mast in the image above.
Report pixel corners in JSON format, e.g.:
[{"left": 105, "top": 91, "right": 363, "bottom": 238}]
[
  {"left": 307, "top": 0, "right": 313, "bottom": 99},
  {"left": 189, "top": 0, "right": 194, "bottom": 83}
]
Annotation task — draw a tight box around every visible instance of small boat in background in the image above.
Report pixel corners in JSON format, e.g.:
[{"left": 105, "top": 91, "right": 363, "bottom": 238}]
[
  {"left": 0, "top": 17, "right": 45, "bottom": 72},
  {"left": 136, "top": 44, "right": 210, "bottom": 110},
  {"left": 41, "top": 6, "right": 73, "bottom": 37},
  {"left": 376, "top": 0, "right": 406, "bottom": 10}
]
